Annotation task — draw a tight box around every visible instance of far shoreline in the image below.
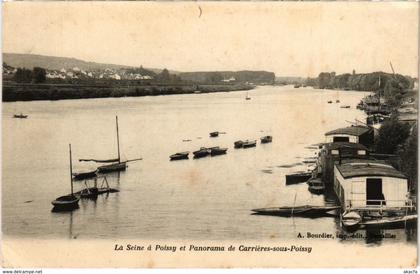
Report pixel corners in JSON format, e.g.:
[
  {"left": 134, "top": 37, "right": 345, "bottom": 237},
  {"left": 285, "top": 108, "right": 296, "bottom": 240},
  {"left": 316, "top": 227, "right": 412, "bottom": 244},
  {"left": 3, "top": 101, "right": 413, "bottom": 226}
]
[{"left": 2, "top": 82, "right": 256, "bottom": 102}]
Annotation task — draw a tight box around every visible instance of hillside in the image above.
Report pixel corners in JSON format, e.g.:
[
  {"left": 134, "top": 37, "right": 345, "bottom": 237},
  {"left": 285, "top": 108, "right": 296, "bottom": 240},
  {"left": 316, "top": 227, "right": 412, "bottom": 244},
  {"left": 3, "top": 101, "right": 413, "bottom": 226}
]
[{"left": 3, "top": 53, "right": 164, "bottom": 73}]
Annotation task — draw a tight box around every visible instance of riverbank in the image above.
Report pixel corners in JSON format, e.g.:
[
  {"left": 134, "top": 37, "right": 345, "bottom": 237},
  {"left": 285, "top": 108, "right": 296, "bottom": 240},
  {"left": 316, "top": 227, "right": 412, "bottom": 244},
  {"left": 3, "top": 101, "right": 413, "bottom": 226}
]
[
  {"left": 359, "top": 85, "right": 418, "bottom": 193},
  {"left": 2, "top": 82, "right": 255, "bottom": 102}
]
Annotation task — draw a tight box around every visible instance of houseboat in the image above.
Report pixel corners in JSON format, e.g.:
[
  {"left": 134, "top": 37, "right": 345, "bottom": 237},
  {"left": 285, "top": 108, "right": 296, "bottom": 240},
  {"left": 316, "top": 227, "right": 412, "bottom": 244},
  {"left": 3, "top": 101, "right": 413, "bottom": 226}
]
[
  {"left": 324, "top": 125, "right": 374, "bottom": 147},
  {"left": 333, "top": 159, "right": 416, "bottom": 229},
  {"left": 334, "top": 159, "right": 411, "bottom": 209},
  {"left": 318, "top": 142, "right": 369, "bottom": 186}
]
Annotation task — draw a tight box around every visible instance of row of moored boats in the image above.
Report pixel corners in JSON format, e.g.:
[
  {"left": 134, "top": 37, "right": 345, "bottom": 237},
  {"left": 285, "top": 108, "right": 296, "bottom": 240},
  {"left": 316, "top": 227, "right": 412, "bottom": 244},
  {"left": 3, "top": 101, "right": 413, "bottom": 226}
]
[{"left": 170, "top": 135, "right": 272, "bottom": 160}]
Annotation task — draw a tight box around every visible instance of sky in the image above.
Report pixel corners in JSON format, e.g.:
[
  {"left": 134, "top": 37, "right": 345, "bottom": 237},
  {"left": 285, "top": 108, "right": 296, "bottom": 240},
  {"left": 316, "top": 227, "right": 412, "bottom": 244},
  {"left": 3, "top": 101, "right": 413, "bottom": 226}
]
[{"left": 3, "top": 2, "right": 419, "bottom": 77}]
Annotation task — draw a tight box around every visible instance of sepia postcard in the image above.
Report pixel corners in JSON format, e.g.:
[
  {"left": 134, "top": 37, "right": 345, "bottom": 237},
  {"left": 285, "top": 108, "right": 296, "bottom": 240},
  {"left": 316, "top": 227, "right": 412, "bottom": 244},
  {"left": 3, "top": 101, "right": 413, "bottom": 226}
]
[{"left": 1, "top": 1, "right": 418, "bottom": 269}]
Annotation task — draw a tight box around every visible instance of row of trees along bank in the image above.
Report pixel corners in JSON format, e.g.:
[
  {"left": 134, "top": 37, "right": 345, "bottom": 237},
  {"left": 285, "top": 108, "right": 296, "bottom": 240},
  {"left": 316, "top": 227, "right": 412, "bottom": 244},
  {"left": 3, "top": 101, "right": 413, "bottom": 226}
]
[{"left": 306, "top": 71, "right": 415, "bottom": 94}]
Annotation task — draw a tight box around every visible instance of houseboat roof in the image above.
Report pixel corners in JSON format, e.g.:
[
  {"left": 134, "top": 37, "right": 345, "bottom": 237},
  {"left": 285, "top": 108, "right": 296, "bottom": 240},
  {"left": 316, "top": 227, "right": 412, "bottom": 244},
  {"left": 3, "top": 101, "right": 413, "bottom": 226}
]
[
  {"left": 336, "top": 160, "right": 407, "bottom": 179},
  {"left": 323, "top": 142, "right": 367, "bottom": 150},
  {"left": 325, "top": 125, "right": 372, "bottom": 137}
]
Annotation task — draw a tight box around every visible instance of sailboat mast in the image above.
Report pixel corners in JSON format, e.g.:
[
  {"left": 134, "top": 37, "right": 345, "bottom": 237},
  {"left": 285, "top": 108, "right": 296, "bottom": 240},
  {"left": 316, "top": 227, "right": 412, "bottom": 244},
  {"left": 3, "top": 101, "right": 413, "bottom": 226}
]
[
  {"left": 69, "top": 144, "right": 73, "bottom": 195},
  {"left": 116, "top": 116, "right": 121, "bottom": 163}
]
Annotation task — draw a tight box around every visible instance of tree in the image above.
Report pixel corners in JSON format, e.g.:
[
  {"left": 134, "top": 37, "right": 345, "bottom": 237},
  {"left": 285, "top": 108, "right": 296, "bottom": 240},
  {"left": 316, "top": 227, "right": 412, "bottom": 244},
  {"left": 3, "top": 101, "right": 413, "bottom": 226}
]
[
  {"left": 32, "top": 67, "right": 47, "bottom": 83},
  {"left": 157, "top": 68, "right": 171, "bottom": 83},
  {"left": 14, "top": 68, "right": 32, "bottom": 83},
  {"left": 317, "top": 72, "right": 335, "bottom": 89},
  {"left": 375, "top": 119, "right": 410, "bottom": 154},
  {"left": 398, "top": 124, "right": 417, "bottom": 192},
  {"left": 205, "top": 72, "right": 223, "bottom": 84}
]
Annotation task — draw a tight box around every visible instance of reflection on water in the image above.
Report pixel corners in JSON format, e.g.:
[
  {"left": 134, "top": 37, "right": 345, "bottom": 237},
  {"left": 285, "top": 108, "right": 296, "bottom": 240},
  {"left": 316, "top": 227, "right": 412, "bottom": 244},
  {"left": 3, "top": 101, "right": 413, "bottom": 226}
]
[{"left": 2, "top": 86, "right": 416, "bottom": 245}]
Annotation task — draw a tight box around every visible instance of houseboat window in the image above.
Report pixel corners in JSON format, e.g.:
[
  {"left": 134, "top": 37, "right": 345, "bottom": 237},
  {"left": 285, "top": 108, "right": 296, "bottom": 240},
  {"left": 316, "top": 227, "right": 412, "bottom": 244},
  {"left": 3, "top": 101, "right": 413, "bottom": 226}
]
[
  {"left": 357, "top": 150, "right": 366, "bottom": 155},
  {"left": 366, "top": 178, "right": 383, "bottom": 206},
  {"left": 333, "top": 136, "right": 349, "bottom": 142},
  {"left": 331, "top": 150, "right": 339, "bottom": 155}
]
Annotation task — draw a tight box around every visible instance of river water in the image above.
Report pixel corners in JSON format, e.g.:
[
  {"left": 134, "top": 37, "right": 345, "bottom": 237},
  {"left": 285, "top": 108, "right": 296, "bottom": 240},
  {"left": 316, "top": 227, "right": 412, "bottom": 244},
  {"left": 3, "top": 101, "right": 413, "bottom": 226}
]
[{"left": 2, "top": 86, "right": 416, "bottom": 245}]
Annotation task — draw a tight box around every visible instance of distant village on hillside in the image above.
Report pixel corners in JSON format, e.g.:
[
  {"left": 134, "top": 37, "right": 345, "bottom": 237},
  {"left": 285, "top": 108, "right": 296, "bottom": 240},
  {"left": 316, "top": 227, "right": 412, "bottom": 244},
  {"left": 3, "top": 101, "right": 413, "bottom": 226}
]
[{"left": 2, "top": 53, "right": 276, "bottom": 86}]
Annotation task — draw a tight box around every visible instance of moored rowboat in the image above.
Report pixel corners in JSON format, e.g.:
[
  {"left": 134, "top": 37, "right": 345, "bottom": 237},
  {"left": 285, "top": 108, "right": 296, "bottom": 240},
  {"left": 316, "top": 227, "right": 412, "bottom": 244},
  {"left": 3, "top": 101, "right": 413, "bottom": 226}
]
[
  {"left": 361, "top": 214, "right": 417, "bottom": 229},
  {"left": 341, "top": 211, "right": 362, "bottom": 231},
  {"left": 285, "top": 172, "right": 312, "bottom": 185},
  {"left": 252, "top": 205, "right": 340, "bottom": 218},
  {"left": 170, "top": 151, "right": 189, "bottom": 161},
  {"left": 209, "top": 146, "right": 228, "bottom": 156},
  {"left": 242, "top": 140, "right": 256, "bottom": 148},
  {"left": 260, "top": 136, "right": 273, "bottom": 143},
  {"left": 234, "top": 140, "right": 244, "bottom": 148},
  {"left": 193, "top": 147, "right": 210, "bottom": 158}
]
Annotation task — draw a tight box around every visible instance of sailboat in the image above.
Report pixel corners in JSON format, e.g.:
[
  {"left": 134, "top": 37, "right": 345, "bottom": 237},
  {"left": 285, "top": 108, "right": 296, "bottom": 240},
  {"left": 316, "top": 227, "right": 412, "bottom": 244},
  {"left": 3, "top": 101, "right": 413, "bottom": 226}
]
[
  {"left": 51, "top": 144, "right": 80, "bottom": 211},
  {"left": 81, "top": 116, "right": 142, "bottom": 173},
  {"left": 245, "top": 92, "right": 251, "bottom": 100}
]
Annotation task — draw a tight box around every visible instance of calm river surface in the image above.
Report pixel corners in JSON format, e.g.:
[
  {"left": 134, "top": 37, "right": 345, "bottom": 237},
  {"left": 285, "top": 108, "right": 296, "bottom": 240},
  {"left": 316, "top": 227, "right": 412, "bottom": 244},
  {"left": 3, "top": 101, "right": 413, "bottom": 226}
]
[{"left": 2, "top": 86, "right": 416, "bottom": 245}]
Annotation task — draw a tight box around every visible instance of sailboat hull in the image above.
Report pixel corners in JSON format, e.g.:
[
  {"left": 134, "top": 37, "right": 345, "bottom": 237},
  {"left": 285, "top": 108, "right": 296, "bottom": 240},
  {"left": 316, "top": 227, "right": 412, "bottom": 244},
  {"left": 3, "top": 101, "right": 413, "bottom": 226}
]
[
  {"left": 51, "top": 194, "right": 80, "bottom": 211},
  {"left": 97, "top": 162, "right": 127, "bottom": 173}
]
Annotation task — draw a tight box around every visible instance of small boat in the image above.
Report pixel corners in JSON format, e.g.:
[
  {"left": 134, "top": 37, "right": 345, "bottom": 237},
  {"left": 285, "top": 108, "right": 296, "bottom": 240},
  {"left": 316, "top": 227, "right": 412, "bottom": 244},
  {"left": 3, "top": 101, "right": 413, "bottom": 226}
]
[
  {"left": 340, "top": 105, "right": 351, "bottom": 109},
  {"left": 97, "top": 116, "right": 127, "bottom": 173},
  {"left": 52, "top": 144, "right": 80, "bottom": 211},
  {"left": 327, "top": 101, "right": 333, "bottom": 104},
  {"left": 361, "top": 214, "right": 417, "bottom": 229},
  {"left": 285, "top": 172, "right": 312, "bottom": 185},
  {"left": 98, "top": 162, "right": 127, "bottom": 173},
  {"left": 93, "top": 116, "right": 142, "bottom": 173},
  {"left": 52, "top": 194, "right": 80, "bottom": 211},
  {"left": 72, "top": 170, "right": 97, "bottom": 180},
  {"left": 260, "top": 136, "right": 273, "bottom": 144},
  {"left": 307, "top": 177, "right": 320, "bottom": 186},
  {"left": 234, "top": 140, "right": 244, "bottom": 149},
  {"left": 242, "top": 140, "right": 256, "bottom": 148},
  {"left": 74, "top": 176, "right": 119, "bottom": 199},
  {"left": 252, "top": 205, "right": 340, "bottom": 218},
  {"left": 210, "top": 131, "right": 219, "bottom": 137},
  {"left": 193, "top": 147, "right": 210, "bottom": 158},
  {"left": 76, "top": 187, "right": 99, "bottom": 199},
  {"left": 307, "top": 178, "right": 325, "bottom": 194},
  {"left": 75, "top": 187, "right": 120, "bottom": 198},
  {"left": 170, "top": 151, "right": 189, "bottom": 161},
  {"left": 209, "top": 146, "right": 228, "bottom": 156},
  {"left": 341, "top": 211, "right": 362, "bottom": 231},
  {"left": 302, "top": 159, "right": 317, "bottom": 164},
  {"left": 13, "top": 113, "right": 28, "bottom": 119}
]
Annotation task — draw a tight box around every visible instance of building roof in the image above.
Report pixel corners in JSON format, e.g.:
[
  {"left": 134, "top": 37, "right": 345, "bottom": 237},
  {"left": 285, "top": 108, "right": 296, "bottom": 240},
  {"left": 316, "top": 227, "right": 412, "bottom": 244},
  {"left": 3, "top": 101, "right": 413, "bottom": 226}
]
[
  {"left": 325, "top": 125, "right": 372, "bottom": 137},
  {"left": 324, "top": 142, "right": 367, "bottom": 150},
  {"left": 336, "top": 160, "right": 407, "bottom": 179}
]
